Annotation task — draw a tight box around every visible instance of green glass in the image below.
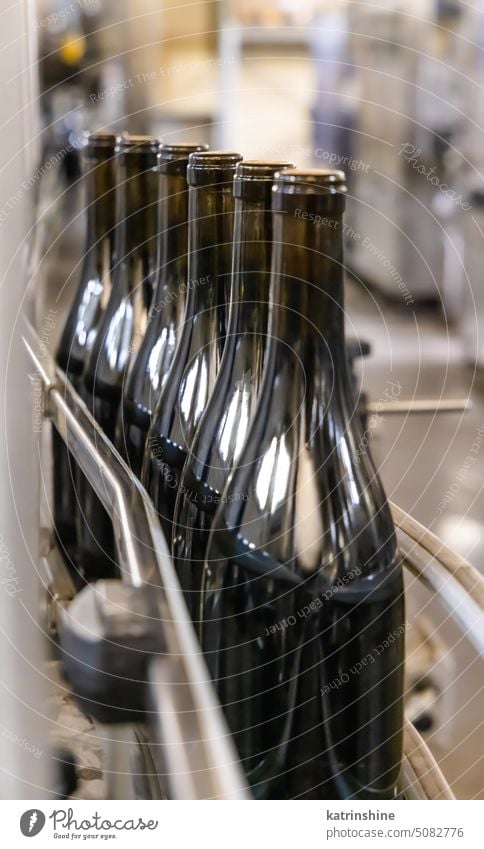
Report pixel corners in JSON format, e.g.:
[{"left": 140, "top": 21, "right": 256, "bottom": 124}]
[
  {"left": 54, "top": 132, "right": 117, "bottom": 570},
  {"left": 172, "top": 160, "right": 293, "bottom": 623},
  {"left": 142, "top": 151, "right": 242, "bottom": 544},
  {"left": 80, "top": 135, "right": 160, "bottom": 580},
  {"left": 116, "top": 142, "right": 208, "bottom": 478},
  {"left": 202, "top": 169, "right": 405, "bottom": 800}
]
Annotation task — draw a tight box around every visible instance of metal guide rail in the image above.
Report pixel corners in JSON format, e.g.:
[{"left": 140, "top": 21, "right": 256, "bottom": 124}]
[
  {"left": 24, "top": 319, "right": 482, "bottom": 800},
  {"left": 25, "top": 320, "right": 248, "bottom": 801},
  {"left": 392, "top": 504, "right": 484, "bottom": 657}
]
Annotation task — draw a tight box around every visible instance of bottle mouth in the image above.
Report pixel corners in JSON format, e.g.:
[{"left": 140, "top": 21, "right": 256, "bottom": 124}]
[
  {"left": 234, "top": 160, "right": 295, "bottom": 200},
  {"left": 160, "top": 143, "right": 209, "bottom": 158},
  {"left": 85, "top": 131, "right": 117, "bottom": 156},
  {"left": 187, "top": 151, "right": 243, "bottom": 186},
  {"left": 159, "top": 143, "right": 209, "bottom": 176},
  {"left": 272, "top": 168, "right": 347, "bottom": 212},
  {"left": 273, "top": 168, "right": 346, "bottom": 193},
  {"left": 118, "top": 134, "right": 161, "bottom": 155},
  {"left": 117, "top": 135, "right": 161, "bottom": 172}
]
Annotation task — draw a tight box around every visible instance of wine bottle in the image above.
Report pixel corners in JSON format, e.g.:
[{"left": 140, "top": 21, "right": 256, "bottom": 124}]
[
  {"left": 80, "top": 134, "right": 161, "bottom": 580},
  {"left": 172, "top": 160, "right": 294, "bottom": 623},
  {"left": 142, "top": 150, "right": 242, "bottom": 543},
  {"left": 54, "top": 131, "right": 117, "bottom": 568},
  {"left": 201, "top": 169, "right": 405, "bottom": 800},
  {"left": 116, "top": 142, "right": 208, "bottom": 478}
]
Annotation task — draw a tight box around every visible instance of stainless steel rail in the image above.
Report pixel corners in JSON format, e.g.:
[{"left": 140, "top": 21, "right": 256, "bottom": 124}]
[
  {"left": 24, "top": 321, "right": 464, "bottom": 800},
  {"left": 401, "top": 719, "right": 455, "bottom": 800},
  {"left": 24, "top": 320, "right": 249, "bottom": 801},
  {"left": 367, "top": 398, "right": 473, "bottom": 415},
  {"left": 392, "top": 503, "right": 484, "bottom": 656}
]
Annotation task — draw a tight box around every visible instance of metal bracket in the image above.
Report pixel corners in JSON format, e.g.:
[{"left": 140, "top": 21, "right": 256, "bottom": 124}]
[
  {"left": 40, "top": 527, "right": 76, "bottom": 636},
  {"left": 60, "top": 580, "right": 166, "bottom": 724}
]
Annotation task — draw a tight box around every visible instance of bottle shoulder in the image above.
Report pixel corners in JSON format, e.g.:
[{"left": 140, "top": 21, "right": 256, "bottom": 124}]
[
  {"left": 124, "top": 303, "right": 179, "bottom": 414},
  {"left": 185, "top": 341, "right": 267, "bottom": 490},
  {"left": 151, "top": 305, "right": 224, "bottom": 450},
  {"left": 57, "top": 259, "right": 112, "bottom": 374},
  {"left": 214, "top": 358, "right": 396, "bottom": 582},
  {"left": 84, "top": 260, "right": 150, "bottom": 397}
]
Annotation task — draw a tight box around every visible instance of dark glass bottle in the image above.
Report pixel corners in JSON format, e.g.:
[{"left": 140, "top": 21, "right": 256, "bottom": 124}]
[
  {"left": 116, "top": 142, "right": 208, "bottom": 478},
  {"left": 201, "top": 169, "right": 405, "bottom": 800},
  {"left": 172, "top": 160, "right": 294, "bottom": 623},
  {"left": 54, "top": 131, "right": 117, "bottom": 566},
  {"left": 80, "top": 135, "right": 161, "bottom": 580},
  {"left": 142, "top": 150, "right": 242, "bottom": 543}
]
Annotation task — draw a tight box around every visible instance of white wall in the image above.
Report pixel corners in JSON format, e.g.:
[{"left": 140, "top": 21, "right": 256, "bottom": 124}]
[{"left": 0, "top": 0, "right": 48, "bottom": 799}]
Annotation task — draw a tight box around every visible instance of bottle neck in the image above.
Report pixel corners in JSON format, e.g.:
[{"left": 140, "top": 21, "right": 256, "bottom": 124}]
[
  {"left": 153, "top": 171, "right": 189, "bottom": 300},
  {"left": 85, "top": 156, "right": 117, "bottom": 254},
  {"left": 228, "top": 196, "right": 273, "bottom": 335},
  {"left": 186, "top": 181, "right": 235, "bottom": 319},
  {"left": 271, "top": 205, "right": 346, "bottom": 364},
  {"left": 115, "top": 158, "right": 159, "bottom": 261}
]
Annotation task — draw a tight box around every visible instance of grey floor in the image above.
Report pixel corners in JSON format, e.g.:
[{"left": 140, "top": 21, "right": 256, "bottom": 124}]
[
  {"left": 39, "top": 174, "right": 483, "bottom": 799},
  {"left": 348, "top": 281, "right": 484, "bottom": 561},
  {"left": 346, "top": 278, "right": 483, "bottom": 800}
]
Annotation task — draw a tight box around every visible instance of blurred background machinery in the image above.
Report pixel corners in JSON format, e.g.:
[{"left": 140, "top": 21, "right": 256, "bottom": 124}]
[{"left": 1, "top": 0, "right": 483, "bottom": 800}]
